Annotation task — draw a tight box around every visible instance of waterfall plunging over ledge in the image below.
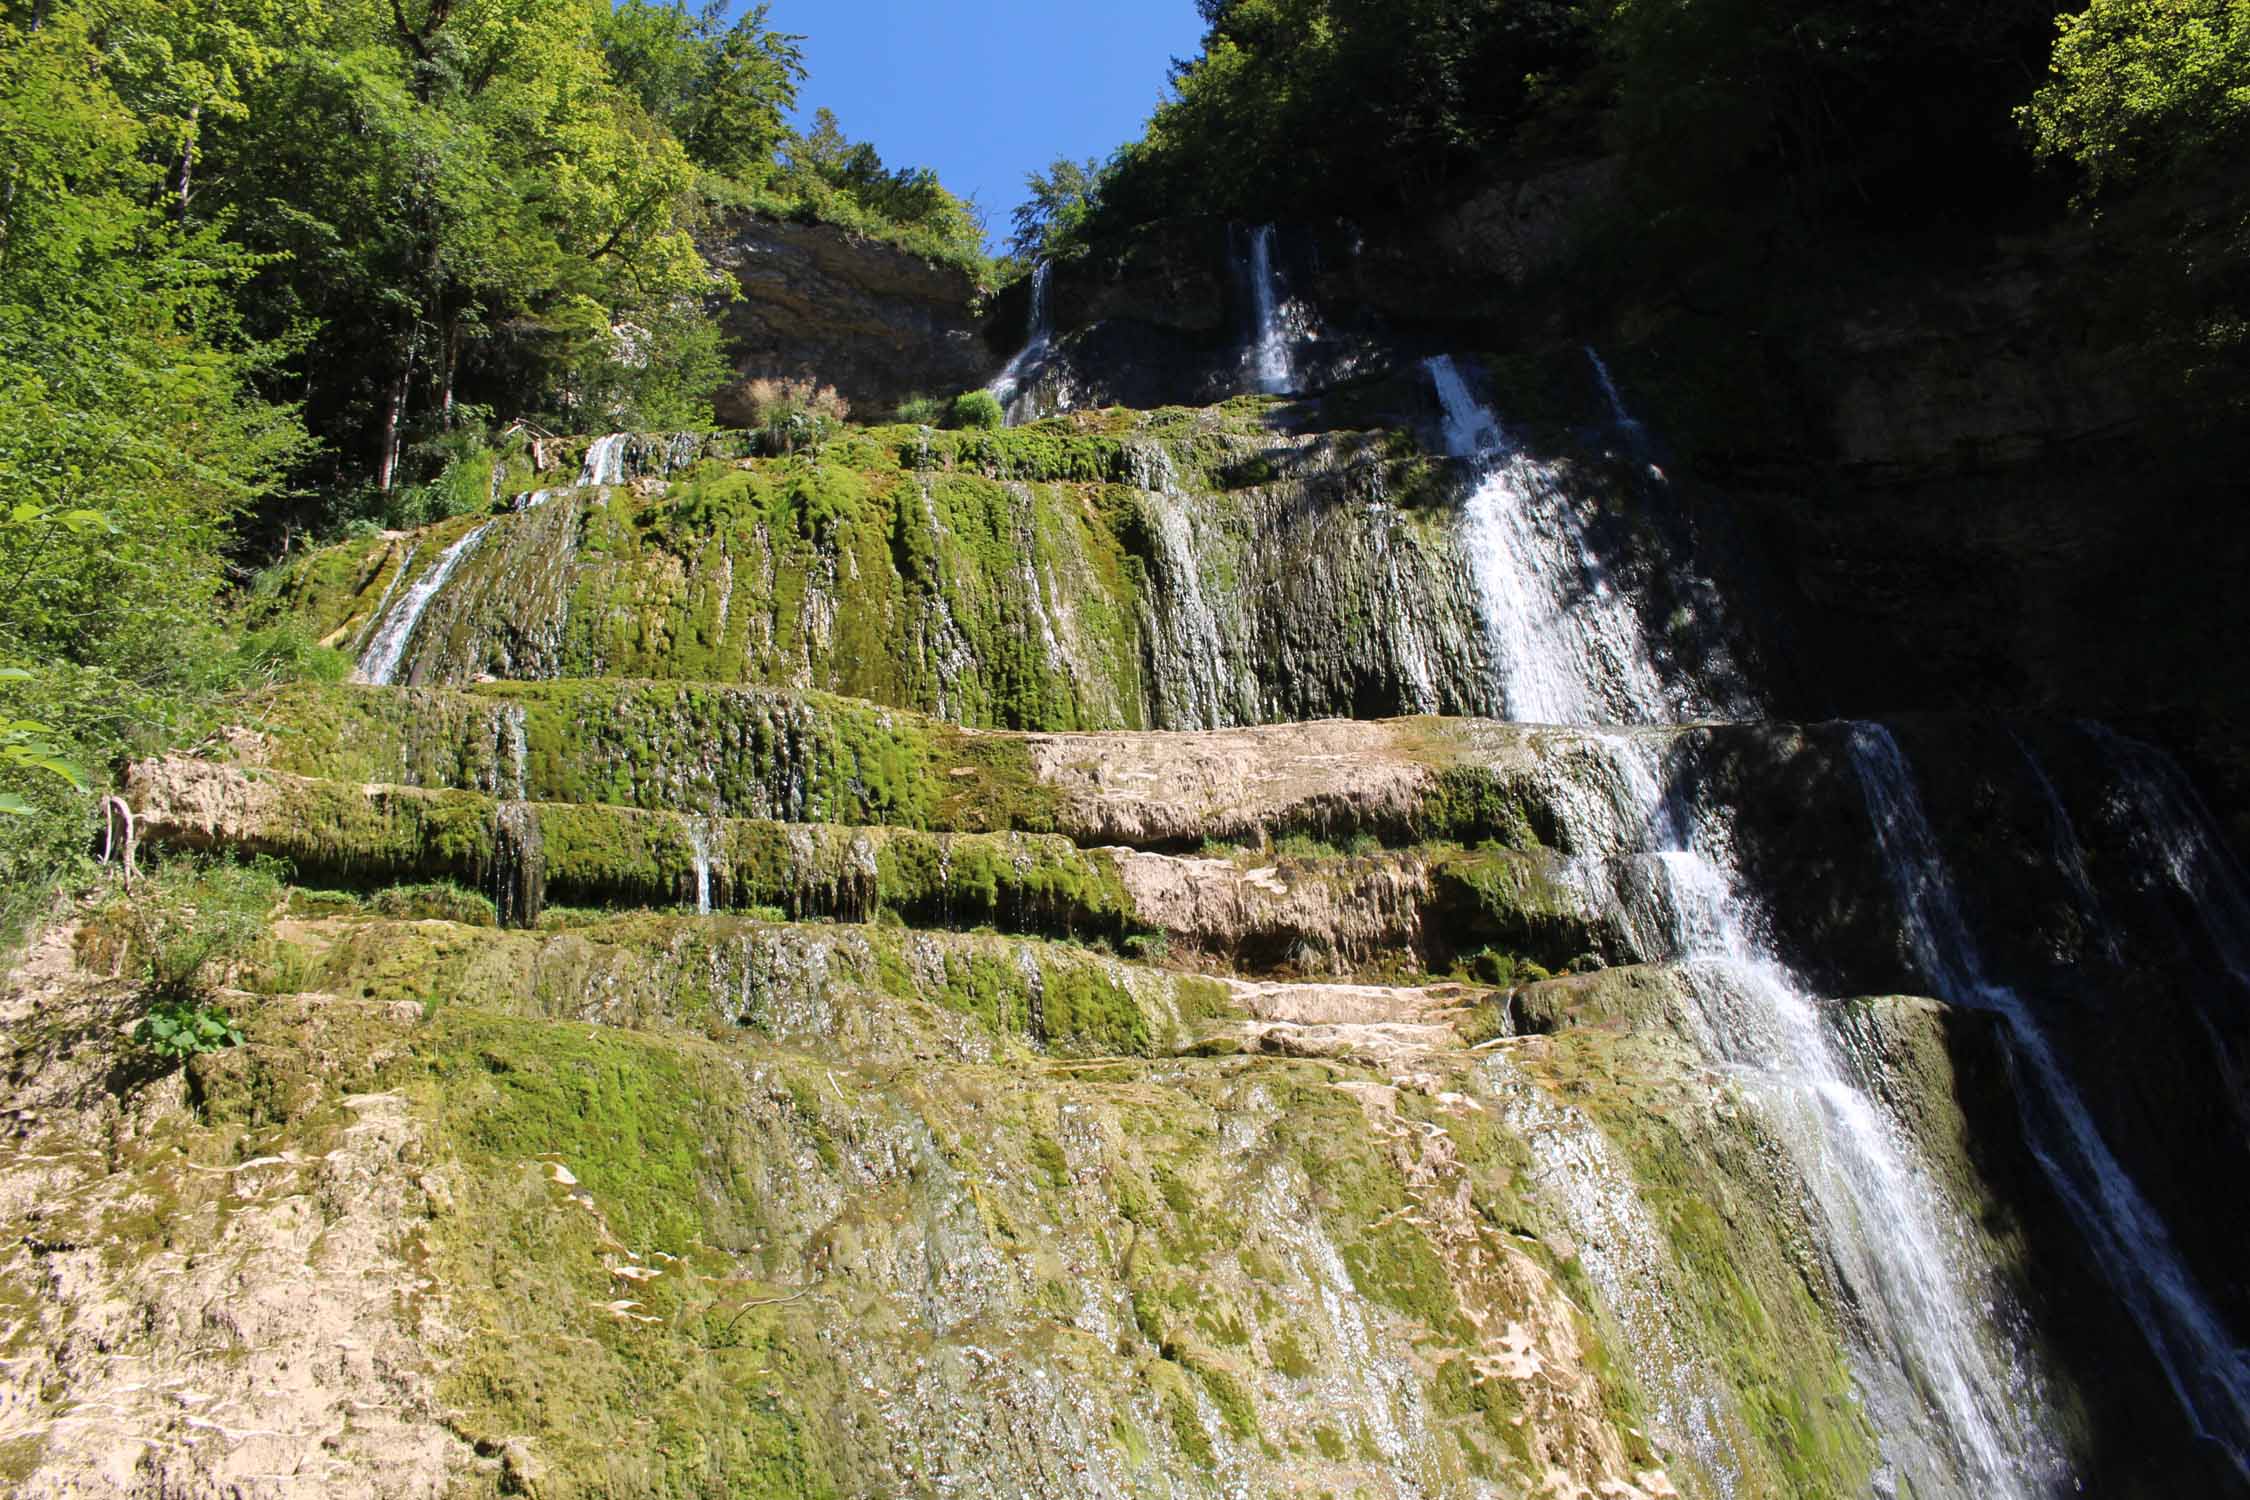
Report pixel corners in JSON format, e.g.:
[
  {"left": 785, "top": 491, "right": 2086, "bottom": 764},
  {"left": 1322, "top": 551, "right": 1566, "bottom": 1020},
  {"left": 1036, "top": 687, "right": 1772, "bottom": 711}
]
[
  {"left": 1429, "top": 352, "right": 2068, "bottom": 1494},
  {"left": 165, "top": 245, "right": 2250, "bottom": 1494},
  {"left": 988, "top": 261, "right": 1054, "bottom": 425},
  {"left": 354, "top": 523, "right": 492, "bottom": 686},
  {"left": 1853, "top": 724, "right": 2250, "bottom": 1483},
  {"left": 1247, "top": 224, "right": 1295, "bottom": 395}
]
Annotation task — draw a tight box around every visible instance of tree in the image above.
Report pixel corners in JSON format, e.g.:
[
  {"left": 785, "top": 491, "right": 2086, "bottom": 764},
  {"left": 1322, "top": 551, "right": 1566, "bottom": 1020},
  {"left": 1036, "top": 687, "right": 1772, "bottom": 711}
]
[
  {"left": 1008, "top": 156, "right": 1103, "bottom": 262},
  {"left": 2021, "top": 0, "right": 2250, "bottom": 192}
]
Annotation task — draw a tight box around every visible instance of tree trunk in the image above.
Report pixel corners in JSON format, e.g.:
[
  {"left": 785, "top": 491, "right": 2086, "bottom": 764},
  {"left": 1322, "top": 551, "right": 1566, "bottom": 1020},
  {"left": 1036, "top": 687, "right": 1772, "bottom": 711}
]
[
  {"left": 377, "top": 339, "right": 415, "bottom": 491},
  {"left": 439, "top": 311, "right": 460, "bottom": 429},
  {"left": 176, "top": 104, "right": 200, "bottom": 225}
]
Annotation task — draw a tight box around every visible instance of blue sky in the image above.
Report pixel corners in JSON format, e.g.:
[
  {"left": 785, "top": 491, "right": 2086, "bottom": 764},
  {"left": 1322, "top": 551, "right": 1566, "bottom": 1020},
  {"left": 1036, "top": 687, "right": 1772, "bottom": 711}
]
[{"left": 759, "top": 0, "right": 1207, "bottom": 250}]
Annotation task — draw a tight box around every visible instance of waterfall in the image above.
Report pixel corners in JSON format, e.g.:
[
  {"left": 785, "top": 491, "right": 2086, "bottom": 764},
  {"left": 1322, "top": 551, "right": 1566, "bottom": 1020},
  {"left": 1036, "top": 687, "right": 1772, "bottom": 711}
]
[
  {"left": 1426, "top": 356, "right": 1679, "bottom": 725},
  {"left": 2087, "top": 724, "right": 2250, "bottom": 979},
  {"left": 2015, "top": 737, "right": 2125, "bottom": 965},
  {"left": 1433, "top": 346, "right": 2061, "bottom": 1490},
  {"left": 1585, "top": 346, "right": 1652, "bottom": 455},
  {"left": 989, "top": 262, "right": 1053, "bottom": 425},
  {"left": 502, "top": 704, "right": 529, "bottom": 802},
  {"left": 351, "top": 540, "right": 419, "bottom": 658},
  {"left": 355, "top": 522, "right": 493, "bottom": 686},
  {"left": 690, "top": 818, "right": 715, "bottom": 916},
  {"left": 1247, "top": 225, "right": 1294, "bottom": 395},
  {"left": 1553, "top": 733, "right": 2062, "bottom": 1498},
  {"left": 1850, "top": 723, "right": 2250, "bottom": 1479},
  {"left": 581, "top": 433, "right": 629, "bottom": 488}
]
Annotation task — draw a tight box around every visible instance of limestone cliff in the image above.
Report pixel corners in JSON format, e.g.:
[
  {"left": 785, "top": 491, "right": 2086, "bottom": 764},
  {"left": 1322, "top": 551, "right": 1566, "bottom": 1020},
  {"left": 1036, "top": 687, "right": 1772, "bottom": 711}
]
[{"left": 704, "top": 214, "right": 997, "bottom": 420}]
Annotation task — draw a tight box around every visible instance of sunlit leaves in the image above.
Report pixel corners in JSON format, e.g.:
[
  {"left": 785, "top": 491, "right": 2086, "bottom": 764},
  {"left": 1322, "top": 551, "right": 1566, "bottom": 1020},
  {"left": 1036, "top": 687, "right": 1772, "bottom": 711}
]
[{"left": 2022, "top": 0, "right": 2250, "bottom": 191}]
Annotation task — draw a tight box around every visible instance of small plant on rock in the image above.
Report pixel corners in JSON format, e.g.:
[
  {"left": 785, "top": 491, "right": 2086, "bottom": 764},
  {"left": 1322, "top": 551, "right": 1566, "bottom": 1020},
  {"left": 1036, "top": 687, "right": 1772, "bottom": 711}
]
[
  {"left": 894, "top": 393, "right": 947, "bottom": 425},
  {"left": 114, "top": 855, "right": 283, "bottom": 1060},
  {"left": 135, "top": 1000, "right": 246, "bottom": 1059}
]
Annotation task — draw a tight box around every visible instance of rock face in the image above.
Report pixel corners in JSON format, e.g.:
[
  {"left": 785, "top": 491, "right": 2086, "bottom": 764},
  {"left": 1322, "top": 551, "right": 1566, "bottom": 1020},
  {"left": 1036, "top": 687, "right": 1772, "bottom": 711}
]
[
  {"left": 278, "top": 416, "right": 1503, "bottom": 730},
  {"left": 13, "top": 258, "right": 2250, "bottom": 1496},
  {"left": 704, "top": 214, "right": 997, "bottom": 418},
  {"left": 975, "top": 187, "right": 2250, "bottom": 860}
]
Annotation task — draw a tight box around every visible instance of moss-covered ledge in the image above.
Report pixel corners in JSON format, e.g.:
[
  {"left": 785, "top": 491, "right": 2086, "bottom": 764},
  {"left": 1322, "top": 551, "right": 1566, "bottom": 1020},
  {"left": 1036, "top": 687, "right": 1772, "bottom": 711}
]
[{"left": 125, "top": 759, "right": 1142, "bottom": 941}]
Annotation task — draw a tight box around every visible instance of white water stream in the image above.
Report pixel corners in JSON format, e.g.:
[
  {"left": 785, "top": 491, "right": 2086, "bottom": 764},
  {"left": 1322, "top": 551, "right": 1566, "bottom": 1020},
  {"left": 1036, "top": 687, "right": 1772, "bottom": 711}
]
[
  {"left": 356, "top": 522, "right": 494, "bottom": 686},
  {"left": 989, "top": 262, "right": 1054, "bottom": 425},
  {"left": 1432, "top": 354, "right": 2062, "bottom": 1494},
  {"left": 581, "top": 433, "right": 629, "bottom": 487},
  {"left": 1852, "top": 724, "right": 2250, "bottom": 1481},
  {"left": 1247, "top": 225, "right": 1294, "bottom": 395},
  {"left": 1428, "top": 355, "right": 1684, "bottom": 725}
]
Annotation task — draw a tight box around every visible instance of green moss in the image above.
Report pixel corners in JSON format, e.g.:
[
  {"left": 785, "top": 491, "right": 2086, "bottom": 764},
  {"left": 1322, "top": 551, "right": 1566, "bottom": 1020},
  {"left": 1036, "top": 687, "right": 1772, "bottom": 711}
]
[
  {"left": 1153, "top": 1365, "right": 1214, "bottom": 1468},
  {"left": 1191, "top": 1358, "right": 1258, "bottom": 1439},
  {"left": 1522, "top": 1026, "right": 1879, "bottom": 1496},
  {"left": 1428, "top": 845, "right": 1587, "bottom": 972}
]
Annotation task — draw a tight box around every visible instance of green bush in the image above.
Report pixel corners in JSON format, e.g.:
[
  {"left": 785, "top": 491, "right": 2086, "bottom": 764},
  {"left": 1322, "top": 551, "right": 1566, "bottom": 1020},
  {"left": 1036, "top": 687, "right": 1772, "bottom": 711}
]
[
  {"left": 119, "top": 855, "right": 286, "bottom": 1002},
  {"left": 370, "top": 881, "right": 500, "bottom": 926},
  {"left": 1464, "top": 947, "right": 1517, "bottom": 987},
  {"left": 895, "top": 394, "right": 947, "bottom": 425},
  {"left": 949, "top": 390, "right": 1006, "bottom": 431},
  {"left": 229, "top": 624, "right": 354, "bottom": 688}
]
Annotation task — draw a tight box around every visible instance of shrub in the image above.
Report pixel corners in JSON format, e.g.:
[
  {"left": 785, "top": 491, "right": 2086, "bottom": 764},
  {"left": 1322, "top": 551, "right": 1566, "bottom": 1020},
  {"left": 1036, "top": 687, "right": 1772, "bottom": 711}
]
[
  {"left": 1123, "top": 932, "right": 1171, "bottom": 964},
  {"left": 119, "top": 855, "right": 285, "bottom": 1002},
  {"left": 370, "top": 882, "right": 500, "bottom": 925},
  {"left": 1464, "top": 947, "right": 1517, "bottom": 987},
  {"left": 732, "top": 376, "right": 850, "bottom": 453},
  {"left": 229, "top": 624, "right": 353, "bottom": 688},
  {"left": 949, "top": 390, "right": 1005, "bottom": 431},
  {"left": 895, "top": 394, "right": 947, "bottom": 426}
]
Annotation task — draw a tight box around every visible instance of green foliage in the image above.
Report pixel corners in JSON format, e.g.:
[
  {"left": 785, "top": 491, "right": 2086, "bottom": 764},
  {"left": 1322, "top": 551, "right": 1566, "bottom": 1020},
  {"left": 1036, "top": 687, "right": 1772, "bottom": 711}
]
[
  {"left": 0, "top": 5, "right": 310, "bottom": 685},
  {"left": 134, "top": 998, "right": 247, "bottom": 1059},
  {"left": 0, "top": 699, "right": 84, "bottom": 816},
  {"left": 1009, "top": 155, "right": 1105, "bottom": 262},
  {"left": 2022, "top": 0, "right": 2250, "bottom": 192},
  {"left": 894, "top": 393, "right": 947, "bottom": 425},
  {"left": 600, "top": 1, "right": 806, "bottom": 183},
  {"left": 750, "top": 106, "right": 989, "bottom": 276},
  {"left": 116, "top": 855, "right": 286, "bottom": 1002},
  {"left": 370, "top": 881, "right": 499, "bottom": 925},
  {"left": 949, "top": 390, "right": 1006, "bottom": 431},
  {"left": 1091, "top": 0, "right": 1592, "bottom": 230},
  {"left": 2022, "top": 0, "right": 2250, "bottom": 416}
]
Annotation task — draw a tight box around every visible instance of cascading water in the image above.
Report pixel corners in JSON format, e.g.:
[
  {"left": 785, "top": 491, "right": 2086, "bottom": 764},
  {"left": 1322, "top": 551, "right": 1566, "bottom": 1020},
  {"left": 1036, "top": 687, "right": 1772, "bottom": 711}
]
[
  {"left": 689, "top": 818, "right": 715, "bottom": 916},
  {"left": 351, "top": 540, "right": 418, "bottom": 658},
  {"left": 1427, "top": 355, "right": 1684, "bottom": 725},
  {"left": 1433, "top": 352, "right": 2062, "bottom": 1492},
  {"left": 988, "top": 262, "right": 1054, "bottom": 425},
  {"left": 2015, "top": 735, "right": 2125, "bottom": 964},
  {"left": 581, "top": 433, "right": 629, "bottom": 488},
  {"left": 1554, "top": 733, "right": 2062, "bottom": 1498},
  {"left": 502, "top": 704, "right": 530, "bottom": 802},
  {"left": 1585, "top": 346, "right": 1649, "bottom": 451},
  {"left": 2087, "top": 723, "right": 2250, "bottom": 979},
  {"left": 1851, "top": 724, "right": 2250, "bottom": 1480},
  {"left": 1247, "top": 225, "right": 1294, "bottom": 395},
  {"left": 356, "top": 523, "right": 494, "bottom": 686}
]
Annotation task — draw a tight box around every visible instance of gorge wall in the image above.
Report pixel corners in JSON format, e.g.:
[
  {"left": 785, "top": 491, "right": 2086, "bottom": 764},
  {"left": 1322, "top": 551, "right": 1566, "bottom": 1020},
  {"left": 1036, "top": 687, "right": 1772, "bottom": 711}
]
[
  {"left": 987, "top": 173, "right": 2250, "bottom": 843},
  {"left": 2, "top": 175, "right": 2245, "bottom": 1500}
]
